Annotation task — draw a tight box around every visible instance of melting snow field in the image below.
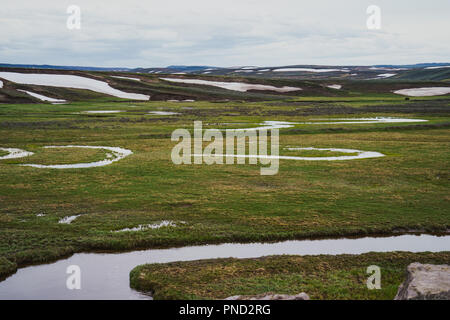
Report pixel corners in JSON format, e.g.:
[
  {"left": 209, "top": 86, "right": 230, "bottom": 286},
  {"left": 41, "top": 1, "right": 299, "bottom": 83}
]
[
  {"left": 0, "top": 80, "right": 3, "bottom": 88},
  {"left": 148, "top": 111, "right": 180, "bottom": 116},
  {"left": 233, "top": 70, "right": 254, "bottom": 73},
  {"left": 111, "top": 76, "right": 141, "bottom": 81},
  {"left": 58, "top": 215, "right": 81, "bottom": 224},
  {"left": 369, "top": 67, "right": 406, "bottom": 71},
  {"left": 0, "top": 72, "right": 150, "bottom": 100},
  {"left": 393, "top": 87, "right": 450, "bottom": 97},
  {"left": 17, "top": 90, "right": 66, "bottom": 103},
  {"left": 0, "top": 148, "right": 34, "bottom": 160},
  {"left": 425, "top": 66, "right": 450, "bottom": 70},
  {"left": 113, "top": 221, "right": 178, "bottom": 232},
  {"left": 376, "top": 73, "right": 396, "bottom": 78},
  {"left": 160, "top": 78, "right": 301, "bottom": 93},
  {"left": 21, "top": 145, "right": 132, "bottom": 169},
  {"left": 327, "top": 84, "right": 342, "bottom": 90},
  {"left": 272, "top": 68, "right": 349, "bottom": 73}
]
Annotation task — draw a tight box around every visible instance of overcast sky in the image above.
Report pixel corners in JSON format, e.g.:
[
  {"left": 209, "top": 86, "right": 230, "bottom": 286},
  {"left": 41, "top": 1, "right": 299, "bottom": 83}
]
[{"left": 1, "top": 0, "right": 449, "bottom": 68}]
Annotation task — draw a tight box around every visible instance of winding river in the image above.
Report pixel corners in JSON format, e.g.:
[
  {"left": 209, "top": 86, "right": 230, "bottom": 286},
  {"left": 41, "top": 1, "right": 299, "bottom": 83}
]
[{"left": 0, "top": 234, "right": 448, "bottom": 300}]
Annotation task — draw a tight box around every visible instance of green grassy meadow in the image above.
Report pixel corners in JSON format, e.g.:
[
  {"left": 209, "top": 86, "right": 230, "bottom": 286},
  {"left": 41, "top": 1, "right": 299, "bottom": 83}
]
[{"left": 0, "top": 82, "right": 449, "bottom": 298}]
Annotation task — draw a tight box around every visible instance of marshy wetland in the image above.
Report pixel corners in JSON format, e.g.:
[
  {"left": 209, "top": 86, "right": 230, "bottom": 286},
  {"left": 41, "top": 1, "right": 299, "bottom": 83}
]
[{"left": 0, "top": 70, "right": 449, "bottom": 299}]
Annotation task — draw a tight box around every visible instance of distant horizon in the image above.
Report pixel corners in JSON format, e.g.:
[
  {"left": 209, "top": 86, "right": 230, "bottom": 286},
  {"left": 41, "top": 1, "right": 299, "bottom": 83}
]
[{"left": 1, "top": 62, "right": 450, "bottom": 71}]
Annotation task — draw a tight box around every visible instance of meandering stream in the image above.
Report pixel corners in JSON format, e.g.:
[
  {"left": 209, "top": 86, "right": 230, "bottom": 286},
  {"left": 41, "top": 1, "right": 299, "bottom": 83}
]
[{"left": 0, "top": 234, "right": 448, "bottom": 300}]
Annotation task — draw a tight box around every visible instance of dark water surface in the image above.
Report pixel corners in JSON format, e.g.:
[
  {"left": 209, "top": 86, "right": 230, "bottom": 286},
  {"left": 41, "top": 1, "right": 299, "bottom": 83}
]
[{"left": 0, "top": 234, "right": 448, "bottom": 300}]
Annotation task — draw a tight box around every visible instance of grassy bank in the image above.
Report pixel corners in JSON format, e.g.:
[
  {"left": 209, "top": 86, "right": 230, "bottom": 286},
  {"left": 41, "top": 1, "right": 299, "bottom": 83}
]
[{"left": 130, "top": 252, "right": 450, "bottom": 300}]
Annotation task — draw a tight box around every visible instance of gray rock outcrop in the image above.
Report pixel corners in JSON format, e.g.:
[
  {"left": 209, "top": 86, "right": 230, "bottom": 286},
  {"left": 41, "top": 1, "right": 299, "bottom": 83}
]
[{"left": 395, "top": 263, "right": 450, "bottom": 300}]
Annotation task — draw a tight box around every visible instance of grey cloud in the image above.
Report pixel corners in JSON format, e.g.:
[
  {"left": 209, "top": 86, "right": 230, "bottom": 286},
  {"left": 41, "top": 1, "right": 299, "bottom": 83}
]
[{"left": 0, "top": 0, "right": 449, "bottom": 67}]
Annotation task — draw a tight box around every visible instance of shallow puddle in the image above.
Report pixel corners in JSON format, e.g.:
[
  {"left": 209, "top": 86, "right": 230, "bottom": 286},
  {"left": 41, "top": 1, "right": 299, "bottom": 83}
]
[
  {"left": 147, "top": 111, "right": 180, "bottom": 116},
  {"left": 83, "top": 110, "right": 124, "bottom": 114},
  {"left": 199, "top": 147, "right": 385, "bottom": 162},
  {"left": 229, "top": 118, "right": 428, "bottom": 131}
]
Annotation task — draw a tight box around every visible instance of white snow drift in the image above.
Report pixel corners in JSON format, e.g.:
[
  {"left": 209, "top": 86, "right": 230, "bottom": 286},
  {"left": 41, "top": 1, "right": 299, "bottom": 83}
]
[
  {"left": 327, "top": 84, "right": 342, "bottom": 90},
  {"left": 0, "top": 72, "right": 150, "bottom": 100},
  {"left": 393, "top": 87, "right": 450, "bottom": 97},
  {"left": 376, "top": 73, "right": 396, "bottom": 78},
  {"left": 272, "top": 68, "right": 349, "bottom": 73},
  {"left": 111, "top": 76, "right": 141, "bottom": 81},
  {"left": 369, "top": 67, "right": 406, "bottom": 71},
  {"left": 17, "top": 89, "right": 66, "bottom": 103},
  {"left": 21, "top": 145, "right": 133, "bottom": 169},
  {"left": 425, "top": 66, "right": 450, "bottom": 70},
  {"left": 160, "top": 78, "right": 301, "bottom": 93},
  {"left": 0, "top": 148, "right": 34, "bottom": 160}
]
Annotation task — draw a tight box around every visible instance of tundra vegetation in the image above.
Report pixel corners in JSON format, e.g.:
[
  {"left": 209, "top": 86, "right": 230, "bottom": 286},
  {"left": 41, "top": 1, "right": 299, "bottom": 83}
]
[{"left": 0, "top": 68, "right": 449, "bottom": 299}]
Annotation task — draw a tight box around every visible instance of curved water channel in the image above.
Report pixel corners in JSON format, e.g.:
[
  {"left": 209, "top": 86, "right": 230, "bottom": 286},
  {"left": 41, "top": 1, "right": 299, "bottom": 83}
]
[
  {"left": 0, "top": 146, "right": 133, "bottom": 169},
  {"left": 0, "top": 234, "right": 448, "bottom": 300},
  {"left": 20, "top": 145, "right": 133, "bottom": 169},
  {"left": 230, "top": 118, "right": 428, "bottom": 131}
]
